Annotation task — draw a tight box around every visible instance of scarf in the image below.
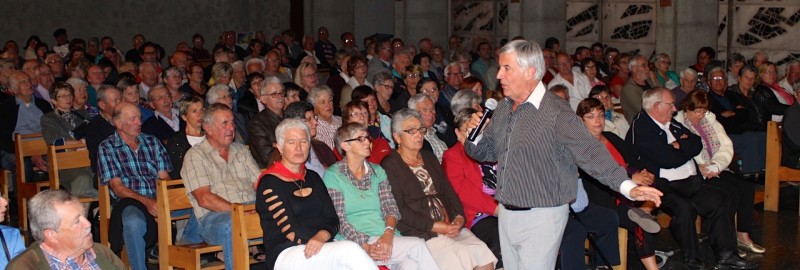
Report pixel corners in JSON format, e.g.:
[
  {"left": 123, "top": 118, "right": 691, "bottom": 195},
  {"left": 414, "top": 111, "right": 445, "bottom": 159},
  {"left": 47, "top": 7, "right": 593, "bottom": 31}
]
[
  {"left": 682, "top": 114, "right": 721, "bottom": 164},
  {"left": 604, "top": 110, "right": 613, "bottom": 121},
  {"left": 256, "top": 161, "right": 307, "bottom": 188},
  {"left": 769, "top": 83, "right": 795, "bottom": 106}
]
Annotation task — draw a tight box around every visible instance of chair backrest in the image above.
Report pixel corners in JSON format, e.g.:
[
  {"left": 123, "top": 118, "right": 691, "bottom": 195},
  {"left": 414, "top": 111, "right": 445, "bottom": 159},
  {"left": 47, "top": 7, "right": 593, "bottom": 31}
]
[
  {"left": 47, "top": 143, "right": 91, "bottom": 190},
  {"left": 13, "top": 133, "right": 47, "bottom": 186},
  {"left": 766, "top": 121, "right": 782, "bottom": 168},
  {"left": 156, "top": 179, "right": 191, "bottom": 249},
  {"left": 98, "top": 180, "right": 112, "bottom": 247},
  {"left": 232, "top": 203, "right": 263, "bottom": 270}
]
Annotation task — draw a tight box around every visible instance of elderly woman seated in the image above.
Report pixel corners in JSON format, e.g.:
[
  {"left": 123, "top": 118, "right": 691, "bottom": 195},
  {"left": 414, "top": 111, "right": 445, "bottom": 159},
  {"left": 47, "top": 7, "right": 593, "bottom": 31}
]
[
  {"left": 575, "top": 98, "right": 661, "bottom": 269},
  {"left": 381, "top": 109, "right": 497, "bottom": 270},
  {"left": 588, "top": 85, "right": 628, "bottom": 139},
  {"left": 449, "top": 90, "right": 483, "bottom": 117},
  {"left": 675, "top": 90, "right": 764, "bottom": 254},
  {"left": 308, "top": 85, "right": 341, "bottom": 150},
  {"left": 40, "top": 82, "right": 96, "bottom": 197},
  {"left": 337, "top": 101, "right": 392, "bottom": 164},
  {"left": 324, "top": 122, "right": 439, "bottom": 269},
  {"left": 256, "top": 119, "right": 377, "bottom": 270},
  {"left": 441, "top": 108, "right": 503, "bottom": 268},
  {"left": 352, "top": 85, "right": 394, "bottom": 148}
]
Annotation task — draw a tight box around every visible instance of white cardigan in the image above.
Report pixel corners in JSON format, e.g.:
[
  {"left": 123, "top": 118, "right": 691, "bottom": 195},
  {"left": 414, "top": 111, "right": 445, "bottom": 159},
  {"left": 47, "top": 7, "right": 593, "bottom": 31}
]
[{"left": 674, "top": 111, "right": 734, "bottom": 170}]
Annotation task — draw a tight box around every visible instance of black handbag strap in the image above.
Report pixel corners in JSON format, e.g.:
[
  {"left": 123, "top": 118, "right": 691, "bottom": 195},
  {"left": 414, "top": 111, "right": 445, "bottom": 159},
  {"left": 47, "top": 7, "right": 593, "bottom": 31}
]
[{"left": 0, "top": 229, "right": 12, "bottom": 262}]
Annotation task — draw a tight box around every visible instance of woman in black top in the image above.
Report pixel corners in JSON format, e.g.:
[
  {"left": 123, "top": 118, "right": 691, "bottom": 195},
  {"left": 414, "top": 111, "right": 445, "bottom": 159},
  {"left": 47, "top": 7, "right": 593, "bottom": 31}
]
[{"left": 255, "top": 119, "right": 376, "bottom": 270}]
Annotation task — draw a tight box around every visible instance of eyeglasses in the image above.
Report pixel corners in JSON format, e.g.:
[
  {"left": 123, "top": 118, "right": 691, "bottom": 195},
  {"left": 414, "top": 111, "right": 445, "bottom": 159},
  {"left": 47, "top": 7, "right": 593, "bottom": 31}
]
[
  {"left": 711, "top": 76, "right": 724, "bottom": 81},
  {"left": 659, "top": 102, "right": 675, "bottom": 108},
  {"left": 402, "top": 127, "right": 428, "bottom": 135},
  {"left": 343, "top": 135, "right": 372, "bottom": 143},
  {"left": 264, "top": 91, "right": 286, "bottom": 98},
  {"left": 405, "top": 73, "right": 420, "bottom": 78},
  {"left": 56, "top": 93, "right": 73, "bottom": 99},
  {"left": 447, "top": 72, "right": 463, "bottom": 77},
  {"left": 420, "top": 88, "right": 438, "bottom": 94},
  {"left": 378, "top": 83, "right": 394, "bottom": 88}
]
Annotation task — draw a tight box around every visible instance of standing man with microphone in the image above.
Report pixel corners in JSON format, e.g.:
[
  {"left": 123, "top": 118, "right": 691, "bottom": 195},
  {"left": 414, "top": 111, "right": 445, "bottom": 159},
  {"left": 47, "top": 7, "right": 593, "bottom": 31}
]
[{"left": 463, "top": 40, "right": 663, "bottom": 270}]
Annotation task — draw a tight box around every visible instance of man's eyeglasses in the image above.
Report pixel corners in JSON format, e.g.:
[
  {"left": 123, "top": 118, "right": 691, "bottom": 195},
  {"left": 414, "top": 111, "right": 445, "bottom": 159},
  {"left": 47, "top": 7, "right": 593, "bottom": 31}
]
[
  {"left": 343, "top": 135, "right": 372, "bottom": 143},
  {"left": 420, "top": 88, "right": 437, "bottom": 94},
  {"left": 349, "top": 112, "right": 369, "bottom": 117},
  {"left": 264, "top": 91, "right": 286, "bottom": 98},
  {"left": 402, "top": 127, "right": 428, "bottom": 135}
]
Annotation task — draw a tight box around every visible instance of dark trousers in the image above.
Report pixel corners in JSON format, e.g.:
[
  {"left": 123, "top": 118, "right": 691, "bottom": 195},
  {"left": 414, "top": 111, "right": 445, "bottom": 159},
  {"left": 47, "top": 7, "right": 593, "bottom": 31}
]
[
  {"left": 471, "top": 216, "right": 503, "bottom": 268},
  {"left": 706, "top": 171, "right": 755, "bottom": 233},
  {"left": 559, "top": 204, "right": 620, "bottom": 270},
  {"left": 654, "top": 175, "right": 737, "bottom": 260}
]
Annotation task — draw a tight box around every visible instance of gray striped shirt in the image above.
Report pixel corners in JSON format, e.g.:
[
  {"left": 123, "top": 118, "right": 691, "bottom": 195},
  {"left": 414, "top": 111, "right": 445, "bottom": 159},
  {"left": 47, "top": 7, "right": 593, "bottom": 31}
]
[{"left": 465, "top": 83, "right": 632, "bottom": 208}]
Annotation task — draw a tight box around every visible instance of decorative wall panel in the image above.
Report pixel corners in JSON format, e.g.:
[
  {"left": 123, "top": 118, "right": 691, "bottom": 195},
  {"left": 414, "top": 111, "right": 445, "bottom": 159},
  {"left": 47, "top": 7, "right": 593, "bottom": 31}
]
[
  {"left": 566, "top": 1, "right": 657, "bottom": 58},
  {"left": 452, "top": 0, "right": 508, "bottom": 50}
]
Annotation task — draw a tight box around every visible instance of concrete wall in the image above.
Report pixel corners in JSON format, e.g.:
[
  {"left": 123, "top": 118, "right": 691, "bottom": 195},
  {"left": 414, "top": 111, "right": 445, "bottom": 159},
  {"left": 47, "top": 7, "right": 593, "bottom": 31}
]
[
  {"left": 1, "top": 0, "right": 289, "bottom": 57},
  {"left": 674, "top": 0, "right": 719, "bottom": 70},
  {"left": 510, "top": 0, "right": 568, "bottom": 45}
]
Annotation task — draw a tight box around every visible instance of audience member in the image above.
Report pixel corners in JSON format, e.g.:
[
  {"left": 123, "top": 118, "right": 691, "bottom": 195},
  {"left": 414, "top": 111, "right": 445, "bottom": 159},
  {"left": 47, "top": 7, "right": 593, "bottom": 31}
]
[
  {"left": 165, "top": 96, "right": 205, "bottom": 179},
  {"left": 339, "top": 101, "right": 392, "bottom": 164},
  {"left": 620, "top": 55, "right": 659, "bottom": 123},
  {"left": 309, "top": 85, "right": 342, "bottom": 150},
  {"left": 85, "top": 85, "right": 122, "bottom": 172},
  {"left": 0, "top": 71, "right": 53, "bottom": 181},
  {"left": 142, "top": 85, "right": 182, "bottom": 142},
  {"left": 247, "top": 76, "right": 286, "bottom": 168},
  {"left": 548, "top": 52, "right": 592, "bottom": 110},
  {"left": 339, "top": 55, "right": 371, "bottom": 109},
  {"left": 588, "top": 85, "right": 628, "bottom": 138},
  {"left": 0, "top": 192, "right": 24, "bottom": 268}
]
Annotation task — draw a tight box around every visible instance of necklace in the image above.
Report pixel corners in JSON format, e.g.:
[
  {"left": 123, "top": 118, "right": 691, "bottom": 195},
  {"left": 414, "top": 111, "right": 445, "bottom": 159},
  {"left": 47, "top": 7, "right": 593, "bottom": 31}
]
[
  {"left": 399, "top": 152, "right": 424, "bottom": 167},
  {"left": 292, "top": 180, "right": 312, "bottom": 197}
]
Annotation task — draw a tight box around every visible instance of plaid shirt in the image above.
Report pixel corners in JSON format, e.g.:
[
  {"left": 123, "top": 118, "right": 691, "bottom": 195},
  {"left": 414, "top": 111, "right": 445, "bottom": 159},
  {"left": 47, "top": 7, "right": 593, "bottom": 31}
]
[
  {"left": 42, "top": 245, "right": 101, "bottom": 270},
  {"left": 316, "top": 116, "right": 342, "bottom": 150},
  {"left": 327, "top": 161, "right": 401, "bottom": 245},
  {"left": 97, "top": 131, "right": 171, "bottom": 199}
]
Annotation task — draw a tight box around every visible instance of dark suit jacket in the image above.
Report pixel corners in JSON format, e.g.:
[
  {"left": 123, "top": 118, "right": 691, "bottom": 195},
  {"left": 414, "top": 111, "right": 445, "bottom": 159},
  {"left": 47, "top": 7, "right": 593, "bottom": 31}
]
[
  {"left": 247, "top": 108, "right": 282, "bottom": 168},
  {"left": 166, "top": 130, "right": 192, "bottom": 179},
  {"left": 85, "top": 115, "right": 116, "bottom": 172},
  {"left": 325, "top": 71, "right": 346, "bottom": 116},
  {"left": 0, "top": 96, "right": 53, "bottom": 152},
  {"left": 237, "top": 91, "right": 260, "bottom": 123},
  {"left": 625, "top": 111, "right": 703, "bottom": 179},
  {"left": 381, "top": 150, "right": 465, "bottom": 240}
]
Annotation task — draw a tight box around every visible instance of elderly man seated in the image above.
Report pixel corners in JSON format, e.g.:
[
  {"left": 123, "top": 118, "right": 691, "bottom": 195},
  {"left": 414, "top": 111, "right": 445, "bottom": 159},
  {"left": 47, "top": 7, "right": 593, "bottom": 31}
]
[
  {"left": 627, "top": 88, "right": 757, "bottom": 269},
  {"left": 7, "top": 189, "right": 126, "bottom": 268},
  {"left": 181, "top": 103, "right": 261, "bottom": 270},
  {"left": 98, "top": 103, "right": 199, "bottom": 270}
]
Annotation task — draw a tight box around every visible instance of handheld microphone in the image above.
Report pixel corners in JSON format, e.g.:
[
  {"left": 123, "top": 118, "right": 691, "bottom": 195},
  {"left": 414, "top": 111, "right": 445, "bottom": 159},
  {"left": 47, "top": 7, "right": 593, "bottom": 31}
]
[{"left": 468, "top": 98, "right": 498, "bottom": 142}]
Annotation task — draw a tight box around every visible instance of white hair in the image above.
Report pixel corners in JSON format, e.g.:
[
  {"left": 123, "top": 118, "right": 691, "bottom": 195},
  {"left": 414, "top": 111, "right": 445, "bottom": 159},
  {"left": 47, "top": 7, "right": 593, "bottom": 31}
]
[
  {"left": 206, "top": 84, "right": 230, "bottom": 105},
  {"left": 642, "top": 88, "right": 670, "bottom": 112},
  {"left": 499, "top": 40, "right": 545, "bottom": 81},
  {"left": 275, "top": 118, "right": 310, "bottom": 148}
]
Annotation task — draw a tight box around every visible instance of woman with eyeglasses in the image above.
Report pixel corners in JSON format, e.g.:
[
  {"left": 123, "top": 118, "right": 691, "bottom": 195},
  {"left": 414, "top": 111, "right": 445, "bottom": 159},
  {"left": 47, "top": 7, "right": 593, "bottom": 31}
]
[
  {"left": 580, "top": 58, "right": 605, "bottom": 88},
  {"left": 753, "top": 61, "right": 794, "bottom": 123},
  {"left": 391, "top": 65, "right": 424, "bottom": 113},
  {"left": 674, "top": 90, "right": 763, "bottom": 254},
  {"left": 653, "top": 53, "right": 680, "bottom": 89},
  {"left": 381, "top": 109, "right": 497, "bottom": 270},
  {"left": 323, "top": 122, "right": 439, "bottom": 269},
  {"left": 336, "top": 101, "right": 391, "bottom": 164}
]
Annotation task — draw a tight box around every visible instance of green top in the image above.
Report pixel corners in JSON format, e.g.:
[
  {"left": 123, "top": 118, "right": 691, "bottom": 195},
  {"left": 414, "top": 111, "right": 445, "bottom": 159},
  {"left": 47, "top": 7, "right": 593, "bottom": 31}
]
[{"left": 6, "top": 242, "right": 127, "bottom": 270}]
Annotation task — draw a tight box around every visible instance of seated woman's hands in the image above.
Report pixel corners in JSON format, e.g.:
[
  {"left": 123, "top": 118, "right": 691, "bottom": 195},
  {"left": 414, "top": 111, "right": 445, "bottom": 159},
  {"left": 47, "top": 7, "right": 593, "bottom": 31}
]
[
  {"left": 364, "top": 231, "right": 394, "bottom": 262},
  {"left": 699, "top": 163, "right": 721, "bottom": 179},
  {"left": 432, "top": 215, "right": 465, "bottom": 238},
  {"left": 304, "top": 230, "right": 331, "bottom": 258}
]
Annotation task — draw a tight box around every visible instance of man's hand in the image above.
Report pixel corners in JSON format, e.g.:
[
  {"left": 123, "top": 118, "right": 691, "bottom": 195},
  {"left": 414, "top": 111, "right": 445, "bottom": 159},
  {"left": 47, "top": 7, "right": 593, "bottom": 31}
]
[
  {"left": 670, "top": 141, "right": 680, "bottom": 149},
  {"left": 721, "top": 110, "right": 736, "bottom": 118},
  {"left": 465, "top": 111, "right": 485, "bottom": 135},
  {"left": 630, "top": 186, "right": 663, "bottom": 207},
  {"left": 31, "top": 155, "right": 47, "bottom": 172},
  {"left": 142, "top": 198, "right": 159, "bottom": 217}
]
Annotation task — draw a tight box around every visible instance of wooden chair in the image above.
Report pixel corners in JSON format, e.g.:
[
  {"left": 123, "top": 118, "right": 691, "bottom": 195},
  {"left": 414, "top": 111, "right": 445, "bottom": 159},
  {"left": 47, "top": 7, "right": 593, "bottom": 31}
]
[
  {"left": 96, "top": 178, "right": 130, "bottom": 269},
  {"left": 584, "top": 227, "right": 627, "bottom": 270},
  {"left": 232, "top": 203, "right": 264, "bottom": 270},
  {"left": 46, "top": 143, "right": 96, "bottom": 203},
  {"left": 13, "top": 133, "right": 49, "bottom": 236},
  {"left": 0, "top": 169, "right": 9, "bottom": 222},
  {"left": 764, "top": 121, "right": 800, "bottom": 212},
  {"left": 156, "top": 179, "right": 224, "bottom": 270}
]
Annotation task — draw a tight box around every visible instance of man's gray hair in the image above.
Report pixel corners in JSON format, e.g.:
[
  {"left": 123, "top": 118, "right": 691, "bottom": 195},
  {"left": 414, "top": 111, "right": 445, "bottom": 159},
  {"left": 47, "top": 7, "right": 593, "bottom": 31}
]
[
  {"left": 29, "top": 189, "right": 81, "bottom": 242},
  {"left": 499, "top": 40, "right": 545, "bottom": 81},
  {"left": 275, "top": 118, "right": 310, "bottom": 148},
  {"left": 642, "top": 88, "right": 670, "bottom": 112},
  {"left": 245, "top": 58, "right": 266, "bottom": 72},
  {"left": 371, "top": 71, "right": 394, "bottom": 87},
  {"left": 706, "top": 66, "right": 726, "bottom": 81},
  {"left": 66, "top": 77, "right": 88, "bottom": 89},
  {"left": 260, "top": 75, "right": 283, "bottom": 96},
  {"left": 407, "top": 93, "right": 434, "bottom": 110},
  {"left": 307, "top": 85, "right": 333, "bottom": 106},
  {"left": 785, "top": 60, "right": 800, "bottom": 73},
  {"left": 164, "top": 66, "right": 184, "bottom": 79},
  {"left": 445, "top": 62, "right": 462, "bottom": 75},
  {"left": 97, "top": 85, "right": 120, "bottom": 102},
  {"left": 451, "top": 90, "right": 481, "bottom": 115},
  {"left": 147, "top": 84, "right": 168, "bottom": 101},
  {"left": 391, "top": 108, "right": 423, "bottom": 135},
  {"left": 202, "top": 102, "right": 232, "bottom": 127},
  {"left": 206, "top": 84, "right": 230, "bottom": 105},
  {"left": 628, "top": 55, "right": 645, "bottom": 72},
  {"left": 679, "top": 68, "right": 698, "bottom": 79}
]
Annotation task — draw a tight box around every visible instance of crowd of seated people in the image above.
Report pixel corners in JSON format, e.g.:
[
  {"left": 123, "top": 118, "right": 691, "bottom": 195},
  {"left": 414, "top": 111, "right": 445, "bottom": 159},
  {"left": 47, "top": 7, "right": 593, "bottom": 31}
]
[{"left": 1, "top": 25, "right": 791, "bottom": 270}]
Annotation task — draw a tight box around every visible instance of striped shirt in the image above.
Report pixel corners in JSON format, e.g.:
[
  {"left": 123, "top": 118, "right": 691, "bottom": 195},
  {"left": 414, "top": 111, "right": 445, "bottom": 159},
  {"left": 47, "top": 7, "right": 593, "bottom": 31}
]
[
  {"left": 465, "top": 82, "right": 635, "bottom": 208},
  {"left": 316, "top": 116, "right": 342, "bottom": 149},
  {"left": 97, "top": 132, "right": 171, "bottom": 199}
]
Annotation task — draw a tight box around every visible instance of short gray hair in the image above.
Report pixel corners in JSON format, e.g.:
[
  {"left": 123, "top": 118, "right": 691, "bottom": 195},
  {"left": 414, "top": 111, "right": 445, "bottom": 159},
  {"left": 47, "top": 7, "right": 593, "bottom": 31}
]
[
  {"left": 202, "top": 102, "right": 232, "bottom": 127},
  {"left": 334, "top": 122, "right": 368, "bottom": 156},
  {"left": 245, "top": 58, "right": 266, "bottom": 72},
  {"left": 66, "top": 77, "right": 88, "bottom": 89},
  {"left": 96, "top": 85, "right": 120, "bottom": 102},
  {"left": 260, "top": 75, "right": 283, "bottom": 96},
  {"left": 29, "top": 189, "right": 81, "bottom": 242},
  {"left": 371, "top": 71, "right": 394, "bottom": 87},
  {"left": 206, "top": 84, "right": 230, "bottom": 105},
  {"left": 499, "top": 40, "right": 545, "bottom": 81},
  {"left": 642, "top": 88, "right": 670, "bottom": 112},
  {"left": 706, "top": 66, "right": 726, "bottom": 81},
  {"left": 164, "top": 66, "right": 184, "bottom": 79},
  {"left": 275, "top": 118, "right": 310, "bottom": 148},
  {"left": 307, "top": 85, "right": 332, "bottom": 106},
  {"left": 679, "top": 68, "right": 698, "bottom": 79},
  {"left": 407, "top": 93, "right": 434, "bottom": 110},
  {"left": 451, "top": 90, "right": 481, "bottom": 115},
  {"left": 391, "top": 108, "right": 422, "bottom": 135},
  {"left": 628, "top": 55, "right": 645, "bottom": 72},
  {"left": 786, "top": 60, "right": 800, "bottom": 73}
]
